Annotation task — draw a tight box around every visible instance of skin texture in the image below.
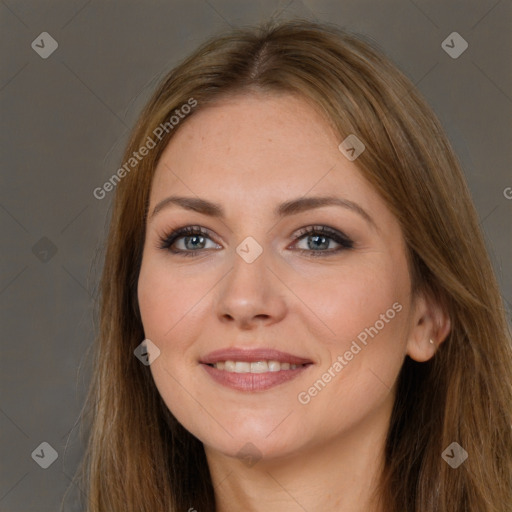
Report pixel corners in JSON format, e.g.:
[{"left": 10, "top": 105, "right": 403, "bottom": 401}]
[{"left": 137, "top": 93, "right": 450, "bottom": 512}]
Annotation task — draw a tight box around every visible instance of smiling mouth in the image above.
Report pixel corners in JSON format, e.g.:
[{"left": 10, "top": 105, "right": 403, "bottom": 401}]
[
  {"left": 201, "top": 360, "right": 313, "bottom": 392},
  {"left": 200, "top": 348, "right": 313, "bottom": 390},
  {"left": 206, "top": 360, "right": 311, "bottom": 372}
]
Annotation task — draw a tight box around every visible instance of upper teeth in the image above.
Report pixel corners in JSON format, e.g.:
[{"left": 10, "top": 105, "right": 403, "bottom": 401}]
[{"left": 213, "top": 360, "right": 303, "bottom": 373}]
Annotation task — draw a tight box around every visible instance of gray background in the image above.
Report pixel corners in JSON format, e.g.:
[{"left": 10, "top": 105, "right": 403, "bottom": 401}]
[{"left": 1, "top": 0, "right": 511, "bottom": 510}]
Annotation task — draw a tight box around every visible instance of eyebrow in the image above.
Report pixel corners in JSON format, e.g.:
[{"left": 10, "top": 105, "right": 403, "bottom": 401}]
[{"left": 150, "top": 195, "right": 377, "bottom": 230}]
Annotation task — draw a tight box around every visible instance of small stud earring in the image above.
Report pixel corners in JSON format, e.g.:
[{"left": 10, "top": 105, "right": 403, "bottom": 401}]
[{"left": 429, "top": 338, "right": 435, "bottom": 345}]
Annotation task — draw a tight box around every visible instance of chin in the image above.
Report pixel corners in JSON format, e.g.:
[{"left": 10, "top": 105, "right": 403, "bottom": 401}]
[{"left": 202, "top": 432, "right": 306, "bottom": 464}]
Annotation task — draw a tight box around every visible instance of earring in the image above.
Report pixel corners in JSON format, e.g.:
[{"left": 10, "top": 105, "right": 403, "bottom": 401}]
[{"left": 429, "top": 338, "right": 435, "bottom": 345}]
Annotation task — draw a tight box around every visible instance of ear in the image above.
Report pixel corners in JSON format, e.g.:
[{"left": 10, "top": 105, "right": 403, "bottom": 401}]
[{"left": 406, "top": 291, "right": 451, "bottom": 362}]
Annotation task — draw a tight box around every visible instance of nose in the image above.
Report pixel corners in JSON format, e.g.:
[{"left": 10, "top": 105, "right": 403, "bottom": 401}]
[{"left": 213, "top": 247, "right": 287, "bottom": 330}]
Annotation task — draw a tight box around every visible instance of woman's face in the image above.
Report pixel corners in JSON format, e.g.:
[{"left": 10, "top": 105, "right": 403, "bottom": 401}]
[{"left": 138, "top": 92, "right": 422, "bottom": 461}]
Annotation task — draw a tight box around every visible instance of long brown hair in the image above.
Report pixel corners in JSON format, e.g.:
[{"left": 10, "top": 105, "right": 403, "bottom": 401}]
[{"left": 66, "top": 19, "right": 512, "bottom": 511}]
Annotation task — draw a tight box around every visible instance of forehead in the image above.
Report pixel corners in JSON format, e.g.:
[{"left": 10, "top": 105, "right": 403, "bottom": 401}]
[
  {"left": 151, "top": 93, "right": 371, "bottom": 203},
  {"left": 185, "top": 92, "right": 336, "bottom": 142}
]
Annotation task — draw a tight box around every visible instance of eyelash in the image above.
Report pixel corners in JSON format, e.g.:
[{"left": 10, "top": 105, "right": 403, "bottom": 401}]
[{"left": 157, "top": 225, "right": 354, "bottom": 258}]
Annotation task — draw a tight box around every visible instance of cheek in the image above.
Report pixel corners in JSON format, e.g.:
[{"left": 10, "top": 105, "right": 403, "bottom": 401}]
[
  {"left": 292, "top": 255, "right": 409, "bottom": 404},
  {"left": 332, "top": 276, "right": 404, "bottom": 347},
  {"left": 137, "top": 260, "right": 170, "bottom": 340},
  {"left": 137, "top": 257, "right": 205, "bottom": 426},
  {"left": 137, "top": 255, "right": 205, "bottom": 343},
  {"left": 292, "top": 256, "right": 407, "bottom": 348}
]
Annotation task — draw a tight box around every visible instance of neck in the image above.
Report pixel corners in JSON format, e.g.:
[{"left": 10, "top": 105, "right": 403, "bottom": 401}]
[{"left": 205, "top": 401, "right": 390, "bottom": 512}]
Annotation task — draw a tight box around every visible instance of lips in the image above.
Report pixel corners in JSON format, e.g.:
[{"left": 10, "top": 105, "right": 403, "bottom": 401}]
[
  {"left": 199, "top": 347, "right": 314, "bottom": 392},
  {"left": 200, "top": 348, "right": 313, "bottom": 366}
]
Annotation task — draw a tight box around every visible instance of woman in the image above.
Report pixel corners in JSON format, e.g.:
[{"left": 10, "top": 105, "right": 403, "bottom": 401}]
[{"left": 73, "top": 19, "right": 512, "bottom": 512}]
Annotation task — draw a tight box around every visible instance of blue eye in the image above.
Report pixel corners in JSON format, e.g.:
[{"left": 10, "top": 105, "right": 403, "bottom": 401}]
[
  {"left": 158, "top": 226, "right": 219, "bottom": 256},
  {"left": 158, "top": 224, "right": 353, "bottom": 257},
  {"left": 293, "top": 225, "right": 354, "bottom": 256}
]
